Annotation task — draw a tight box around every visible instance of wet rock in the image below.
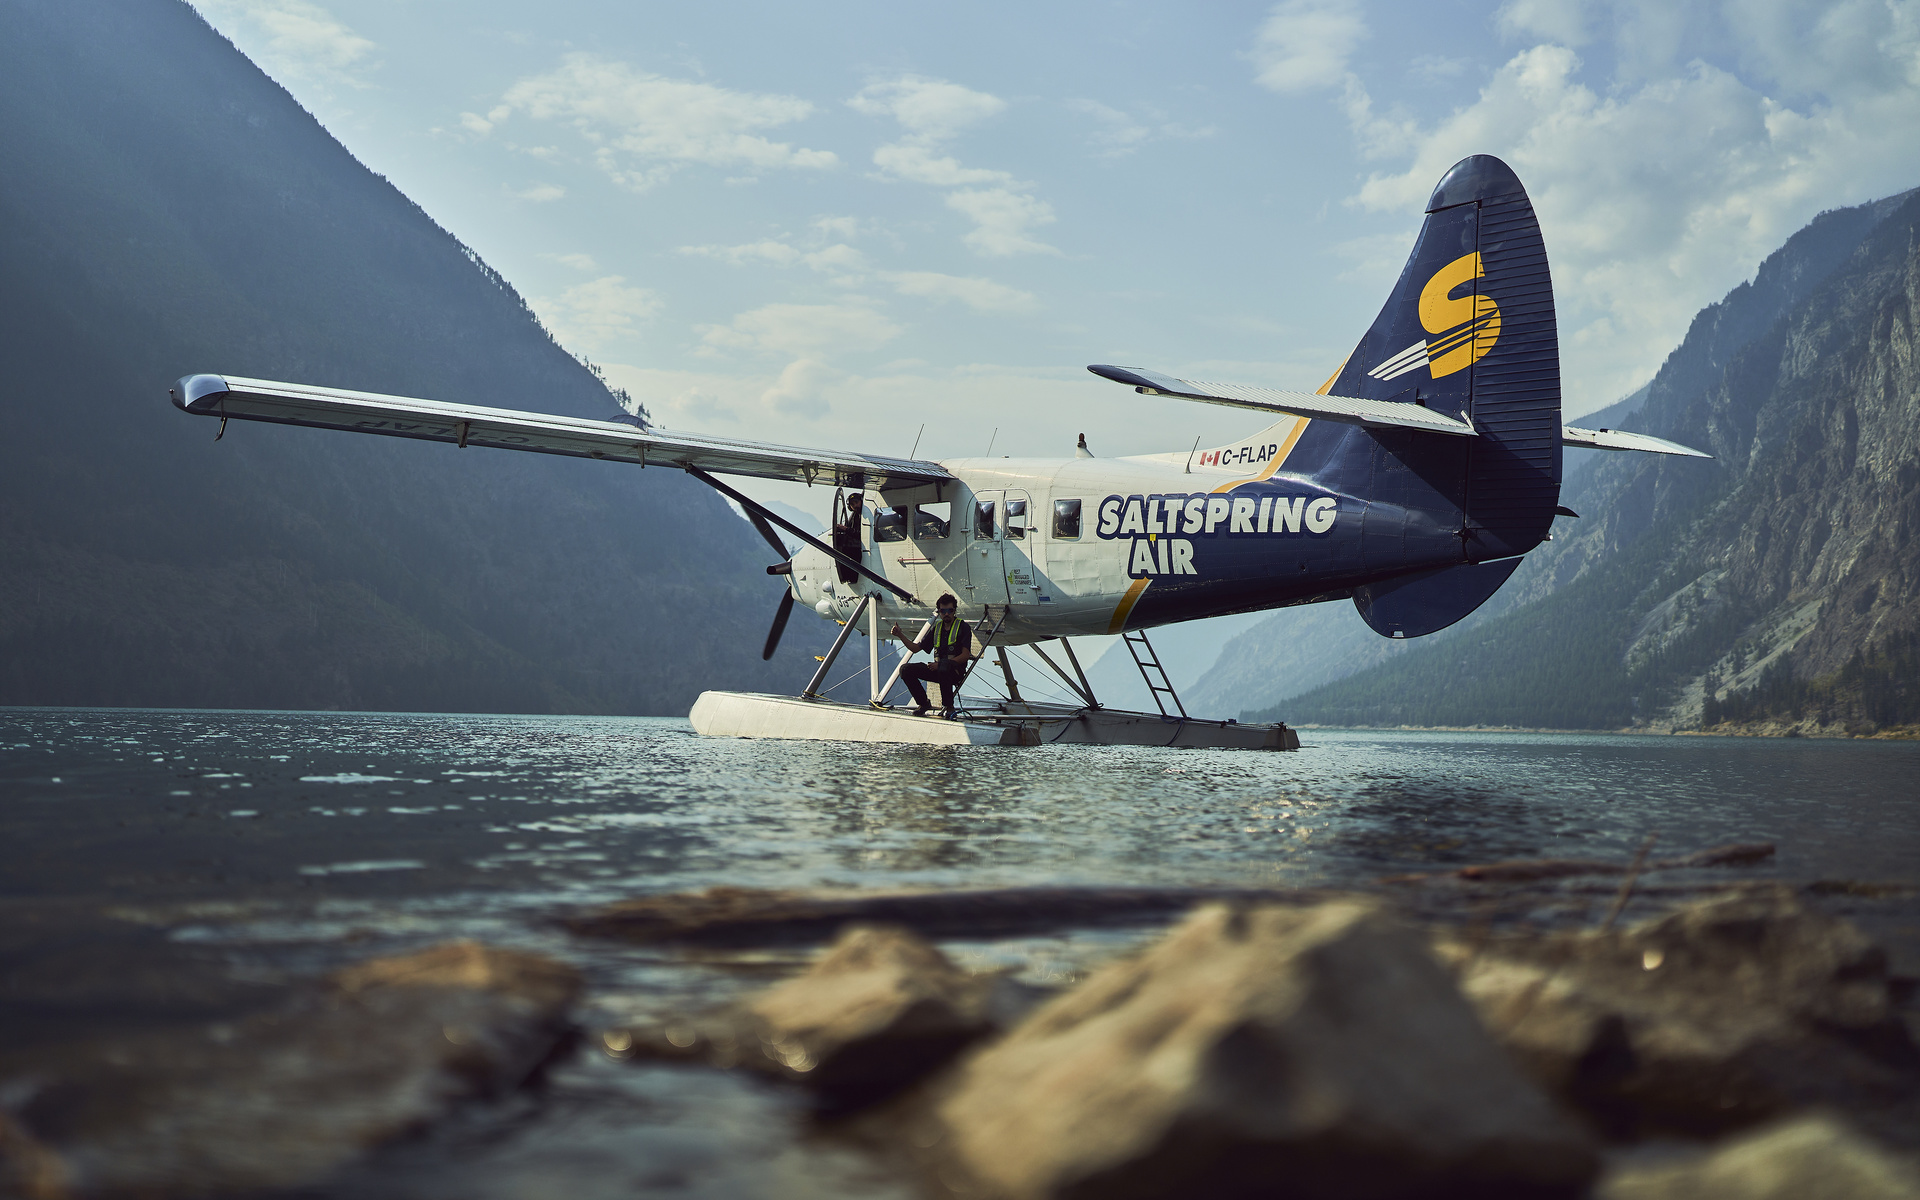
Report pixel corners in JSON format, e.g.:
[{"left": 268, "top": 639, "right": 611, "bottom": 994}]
[
  {"left": 1445, "top": 889, "right": 1920, "bottom": 1141},
  {"left": 612, "top": 925, "right": 1035, "bottom": 1106},
  {"left": 1597, "top": 1115, "right": 1920, "bottom": 1199},
  {"left": 937, "top": 899, "right": 1598, "bottom": 1200},
  {"left": 564, "top": 884, "right": 1327, "bottom": 946},
  {"left": 742, "top": 924, "right": 1003, "bottom": 1103},
  {"left": 6, "top": 941, "right": 580, "bottom": 1197}
]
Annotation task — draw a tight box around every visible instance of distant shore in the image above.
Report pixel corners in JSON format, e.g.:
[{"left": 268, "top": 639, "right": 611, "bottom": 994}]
[{"left": 1288, "top": 722, "right": 1920, "bottom": 740}]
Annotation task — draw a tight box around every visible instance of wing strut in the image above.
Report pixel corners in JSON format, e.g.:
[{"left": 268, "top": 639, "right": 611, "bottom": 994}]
[{"left": 684, "top": 467, "right": 915, "bottom": 605}]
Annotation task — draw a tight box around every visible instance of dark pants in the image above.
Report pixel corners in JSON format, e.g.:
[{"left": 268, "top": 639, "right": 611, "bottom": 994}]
[{"left": 900, "top": 661, "right": 965, "bottom": 710}]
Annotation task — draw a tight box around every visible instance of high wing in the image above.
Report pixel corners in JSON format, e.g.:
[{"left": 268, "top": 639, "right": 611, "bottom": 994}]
[
  {"left": 170, "top": 374, "right": 952, "bottom": 489},
  {"left": 1087, "top": 364, "right": 1478, "bottom": 436},
  {"left": 1559, "top": 424, "right": 1711, "bottom": 458}
]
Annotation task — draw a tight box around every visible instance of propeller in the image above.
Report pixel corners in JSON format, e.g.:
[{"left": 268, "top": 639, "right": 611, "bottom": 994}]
[
  {"left": 747, "top": 507, "right": 799, "bottom": 661},
  {"left": 763, "top": 590, "right": 795, "bottom": 661}
]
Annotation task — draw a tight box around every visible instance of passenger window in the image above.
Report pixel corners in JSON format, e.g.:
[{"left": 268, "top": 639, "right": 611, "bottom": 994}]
[
  {"left": 873, "top": 506, "right": 907, "bottom": 543},
  {"left": 913, "top": 501, "right": 951, "bottom": 540},
  {"left": 974, "top": 500, "right": 996, "bottom": 539},
  {"left": 1005, "top": 498, "right": 1027, "bottom": 540},
  {"left": 1053, "top": 498, "right": 1082, "bottom": 539}
]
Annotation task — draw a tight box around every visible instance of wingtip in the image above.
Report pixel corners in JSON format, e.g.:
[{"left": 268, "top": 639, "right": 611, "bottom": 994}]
[{"left": 172, "top": 374, "right": 231, "bottom": 413}]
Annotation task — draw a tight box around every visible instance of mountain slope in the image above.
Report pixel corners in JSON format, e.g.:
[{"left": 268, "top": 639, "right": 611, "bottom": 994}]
[
  {"left": 1257, "top": 187, "right": 1920, "bottom": 732},
  {"left": 0, "top": 0, "right": 826, "bottom": 713}
]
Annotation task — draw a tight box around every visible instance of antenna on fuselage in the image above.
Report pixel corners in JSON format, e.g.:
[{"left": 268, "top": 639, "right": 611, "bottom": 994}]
[
  {"left": 984, "top": 427, "right": 998, "bottom": 457},
  {"left": 909, "top": 423, "right": 924, "bottom": 459},
  {"left": 1184, "top": 435, "right": 1200, "bottom": 474}
]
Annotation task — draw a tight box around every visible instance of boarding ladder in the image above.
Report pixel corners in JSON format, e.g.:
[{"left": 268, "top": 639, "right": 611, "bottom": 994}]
[{"left": 1123, "top": 629, "right": 1187, "bottom": 720}]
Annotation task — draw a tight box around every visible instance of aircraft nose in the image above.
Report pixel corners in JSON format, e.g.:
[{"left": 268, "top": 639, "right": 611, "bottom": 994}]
[{"left": 788, "top": 546, "right": 835, "bottom": 616}]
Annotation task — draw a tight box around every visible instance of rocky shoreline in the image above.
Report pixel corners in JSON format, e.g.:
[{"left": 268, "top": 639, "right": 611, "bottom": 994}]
[{"left": 5, "top": 869, "right": 1918, "bottom": 1199}]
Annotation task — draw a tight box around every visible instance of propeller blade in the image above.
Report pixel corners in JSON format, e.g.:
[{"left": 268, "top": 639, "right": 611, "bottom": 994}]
[
  {"left": 747, "top": 508, "right": 790, "bottom": 560},
  {"left": 762, "top": 590, "right": 796, "bottom": 661}
]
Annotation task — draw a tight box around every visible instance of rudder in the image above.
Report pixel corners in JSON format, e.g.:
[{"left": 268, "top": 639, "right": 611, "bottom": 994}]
[{"left": 1325, "top": 154, "right": 1562, "bottom": 565}]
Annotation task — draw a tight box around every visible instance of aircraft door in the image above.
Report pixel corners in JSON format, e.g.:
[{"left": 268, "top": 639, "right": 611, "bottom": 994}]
[
  {"left": 1000, "top": 490, "right": 1038, "bottom": 606},
  {"left": 968, "top": 492, "right": 1011, "bottom": 608}
]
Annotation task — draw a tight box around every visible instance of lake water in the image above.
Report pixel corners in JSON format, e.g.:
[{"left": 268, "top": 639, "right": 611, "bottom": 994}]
[{"left": 4, "top": 708, "right": 1918, "bottom": 1197}]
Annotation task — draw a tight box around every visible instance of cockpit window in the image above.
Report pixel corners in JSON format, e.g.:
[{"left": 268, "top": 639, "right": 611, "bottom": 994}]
[
  {"left": 913, "top": 502, "right": 950, "bottom": 540},
  {"left": 873, "top": 506, "right": 907, "bottom": 543},
  {"left": 1053, "top": 498, "right": 1082, "bottom": 539},
  {"left": 1005, "top": 497, "right": 1027, "bottom": 540},
  {"left": 974, "top": 500, "right": 996, "bottom": 539}
]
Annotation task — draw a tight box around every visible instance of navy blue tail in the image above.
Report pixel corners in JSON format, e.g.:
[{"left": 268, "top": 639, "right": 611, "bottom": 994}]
[{"left": 1321, "top": 154, "right": 1563, "bottom": 565}]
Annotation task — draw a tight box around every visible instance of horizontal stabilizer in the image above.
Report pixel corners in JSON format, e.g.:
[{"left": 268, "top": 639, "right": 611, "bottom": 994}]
[
  {"left": 1088, "top": 365, "right": 1476, "bottom": 437},
  {"left": 1561, "top": 425, "right": 1710, "bottom": 458},
  {"left": 1353, "top": 557, "right": 1523, "bottom": 639},
  {"left": 170, "top": 374, "right": 950, "bottom": 489}
]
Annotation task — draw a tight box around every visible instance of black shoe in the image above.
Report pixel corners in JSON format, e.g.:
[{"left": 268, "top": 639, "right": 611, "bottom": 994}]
[
  {"left": 911, "top": 704, "right": 932, "bottom": 717},
  {"left": 939, "top": 708, "right": 956, "bottom": 720}
]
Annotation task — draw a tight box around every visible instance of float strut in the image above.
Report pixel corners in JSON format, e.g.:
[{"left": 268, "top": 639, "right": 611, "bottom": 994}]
[
  {"left": 803, "top": 594, "right": 871, "bottom": 700},
  {"left": 879, "top": 620, "right": 930, "bottom": 705}
]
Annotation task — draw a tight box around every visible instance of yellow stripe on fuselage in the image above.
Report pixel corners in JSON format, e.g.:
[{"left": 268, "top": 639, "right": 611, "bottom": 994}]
[
  {"left": 1210, "top": 415, "right": 1310, "bottom": 495},
  {"left": 1107, "top": 576, "right": 1151, "bottom": 634}
]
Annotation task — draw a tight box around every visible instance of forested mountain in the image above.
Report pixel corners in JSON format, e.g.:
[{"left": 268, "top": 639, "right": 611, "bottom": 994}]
[
  {"left": 1251, "top": 187, "right": 1920, "bottom": 734},
  {"left": 0, "top": 0, "right": 827, "bottom": 714}
]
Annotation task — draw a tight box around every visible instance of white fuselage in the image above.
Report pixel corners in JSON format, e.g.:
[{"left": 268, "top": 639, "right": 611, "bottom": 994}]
[{"left": 785, "top": 417, "right": 1417, "bottom": 646}]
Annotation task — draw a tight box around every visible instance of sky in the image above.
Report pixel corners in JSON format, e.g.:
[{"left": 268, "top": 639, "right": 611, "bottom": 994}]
[{"left": 194, "top": 0, "right": 1920, "bottom": 520}]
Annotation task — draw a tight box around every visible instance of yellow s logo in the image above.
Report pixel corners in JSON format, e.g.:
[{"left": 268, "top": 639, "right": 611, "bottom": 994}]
[{"left": 1418, "top": 253, "right": 1500, "bottom": 379}]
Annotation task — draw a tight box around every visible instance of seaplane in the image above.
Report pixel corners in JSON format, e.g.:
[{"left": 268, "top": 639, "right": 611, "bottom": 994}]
[{"left": 170, "top": 155, "right": 1707, "bottom": 749}]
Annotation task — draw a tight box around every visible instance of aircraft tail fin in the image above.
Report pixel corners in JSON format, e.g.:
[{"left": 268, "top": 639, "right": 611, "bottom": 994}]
[{"left": 1328, "top": 154, "right": 1563, "bottom": 563}]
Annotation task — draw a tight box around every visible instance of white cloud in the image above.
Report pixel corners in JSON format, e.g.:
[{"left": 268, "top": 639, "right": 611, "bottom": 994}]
[
  {"left": 851, "top": 74, "right": 1060, "bottom": 257},
  {"left": 511, "top": 183, "right": 566, "bottom": 202},
  {"left": 848, "top": 76, "right": 1007, "bottom": 140},
  {"left": 813, "top": 215, "right": 865, "bottom": 240},
  {"left": 699, "top": 302, "right": 901, "bottom": 359},
  {"left": 1409, "top": 54, "right": 1472, "bottom": 82},
  {"left": 680, "top": 239, "right": 803, "bottom": 267},
  {"left": 484, "top": 55, "right": 837, "bottom": 192},
  {"left": 1494, "top": 0, "right": 1590, "bottom": 46},
  {"left": 1336, "top": 18, "right": 1920, "bottom": 413},
  {"left": 1250, "top": 0, "right": 1368, "bottom": 93},
  {"left": 946, "top": 189, "right": 1062, "bottom": 258},
  {"left": 1066, "top": 99, "right": 1216, "bottom": 158},
  {"left": 534, "top": 275, "right": 663, "bottom": 353},
  {"left": 880, "top": 271, "right": 1038, "bottom": 313},
  {"left": 761, "top": 358, "right": 838, "bottom": 418},
  {"left": 678, "top": 240, "right": 870, "bottom": 280},
  {"left": 664, "top": 384, "right": 736, "bottom": 423},
  {"left": 549, "top": 252, "right": 599, "bottom": 271},
  {"left": 871, "top": 142, "right": 1014, "bottom": 187},
  {"left": 194, "top": 0, "right": 377, "bottom": 88}
]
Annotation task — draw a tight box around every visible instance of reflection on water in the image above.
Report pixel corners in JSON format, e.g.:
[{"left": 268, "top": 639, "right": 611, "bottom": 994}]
[{"left": 3, "top": 709, "right": 1917, "bottom": 1197}]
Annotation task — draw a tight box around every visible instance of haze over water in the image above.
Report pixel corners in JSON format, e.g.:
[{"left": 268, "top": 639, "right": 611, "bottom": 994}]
[{"left": 5, "top": 709, "right": 1917, "bottom": 1197}]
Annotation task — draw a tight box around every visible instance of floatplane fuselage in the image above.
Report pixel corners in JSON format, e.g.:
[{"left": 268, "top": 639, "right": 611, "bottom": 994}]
[{"left": 787, "top": 422, "right": 1448, "bottom": 646}]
